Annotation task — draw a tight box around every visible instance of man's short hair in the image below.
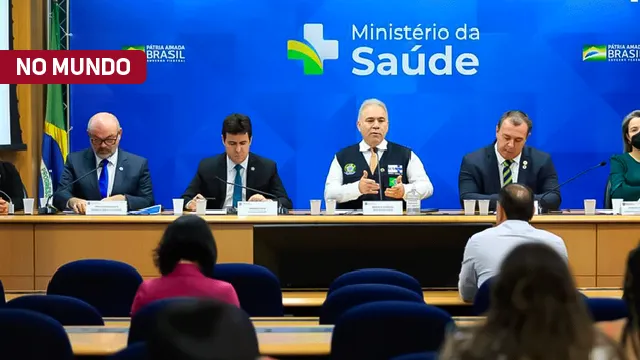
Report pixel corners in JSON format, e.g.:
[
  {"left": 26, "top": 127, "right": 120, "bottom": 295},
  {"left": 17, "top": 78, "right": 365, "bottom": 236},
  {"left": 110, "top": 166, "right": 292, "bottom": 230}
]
[
  {"left": 498, "top": 183, "right": 535, "bottom": 221},
  {"left": 497, "top": 110, "right": 533, "bottom": 135},
  {"left": 222, "top": 113, "right": 252, "bottom": 140}
]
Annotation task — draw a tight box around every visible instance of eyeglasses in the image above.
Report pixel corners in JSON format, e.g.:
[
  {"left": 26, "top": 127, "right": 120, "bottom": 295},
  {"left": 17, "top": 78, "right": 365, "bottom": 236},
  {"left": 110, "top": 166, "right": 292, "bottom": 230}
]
[{"left": 90, "top": 137, "right": 118, "bottom": 146}]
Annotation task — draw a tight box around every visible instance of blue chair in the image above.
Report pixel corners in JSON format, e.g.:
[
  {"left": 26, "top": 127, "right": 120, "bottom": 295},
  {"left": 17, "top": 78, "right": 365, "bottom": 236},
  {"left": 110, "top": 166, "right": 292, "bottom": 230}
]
[
  {"left": 320, "top": 283, "right": 424, "bottom": 324},
  {"left": 6, "top": 294, "right": 104, "bottom": 325},
  {"left": 128, "top": 297, "right": 198, "bottom": 344},
  {"left": 0, "top": 279, "right": 5, "bottom": 306},
  {"left": 586, "top": 297, "right": 628, "bottom": 322},
  {"left": 109, "top": 342, "right": 147, "bottom": 359},
  {"left": 472, "top": 277, "right": 494, "bottom": 315},
  {"left": 213, "top": 263, "right": 283, "bottom": 316},
  {"left": 328, "top": 268, "right": 423, "bottom": 297},
  {"left": 47, "top": 259, "right": 143, "bottom": 317},
  {"left": 391, "top": 351, "right": 439, "bottom": 360},
  {"left": 0, "top": 309, "right": 73, "bottom": 360},
  {"left": 331, "top": 301, "right": 453, "bottom": 360}
]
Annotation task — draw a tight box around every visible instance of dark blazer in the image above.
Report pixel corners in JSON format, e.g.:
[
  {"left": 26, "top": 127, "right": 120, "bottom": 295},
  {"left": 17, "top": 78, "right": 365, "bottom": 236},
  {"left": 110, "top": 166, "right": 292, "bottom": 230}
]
[
  {"left": 181, "top": 152, "right": 293, "bottom": 210},
  {"left": 52, "top": 148, "right": 155, "bottom": 211},
  {"left": 458, "top": 144, "right": 561, "bottom": 211},
  {"left": 0, "top": 161, "right": 25, "bottom": 210}
]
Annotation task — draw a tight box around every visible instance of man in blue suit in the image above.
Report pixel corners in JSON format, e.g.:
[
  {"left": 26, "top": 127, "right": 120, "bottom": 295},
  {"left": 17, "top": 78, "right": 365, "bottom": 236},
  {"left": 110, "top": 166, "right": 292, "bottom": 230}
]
[
  {"left": 53, "top": 112, "right": 154, "bottom": 214},
  {"left": 458, "top": 110, "right": 561, "bottom": 211}
]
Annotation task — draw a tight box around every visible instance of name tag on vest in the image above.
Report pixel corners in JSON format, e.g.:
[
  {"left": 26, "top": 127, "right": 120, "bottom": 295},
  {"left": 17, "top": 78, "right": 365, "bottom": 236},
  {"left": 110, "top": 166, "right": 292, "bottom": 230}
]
[
  {"left": 86, "top": 201, "right": 128, "bottom": 215},
  {"left": 363, "top": 201, "right": 403, "bottom": 215},
  {"left": 237, "top": 201, "right": 278, "bottom": 216}
]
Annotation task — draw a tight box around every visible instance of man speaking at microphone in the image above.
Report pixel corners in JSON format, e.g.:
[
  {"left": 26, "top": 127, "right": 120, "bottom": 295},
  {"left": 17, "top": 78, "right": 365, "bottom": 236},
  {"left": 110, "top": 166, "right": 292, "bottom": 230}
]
[
  {"left": 324, "top": 99, "right": 434, "bottom": 209},
  {"left": 181, "top": 113, "right": 292, "bottom": 211},
  {"left": 52, "top": 112, "right": 155, "bottom": 214}
]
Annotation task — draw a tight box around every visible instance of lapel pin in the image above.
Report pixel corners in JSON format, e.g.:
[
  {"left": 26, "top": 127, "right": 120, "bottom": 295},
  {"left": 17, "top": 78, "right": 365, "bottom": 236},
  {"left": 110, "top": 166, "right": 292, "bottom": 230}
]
[
  {"left": 522, "top": 160, "right": 528, "bottom": 170},
  {"left": 380, "top": 168, "right": 385, "bottom": 172},
  {"left": 251, "top": 167, "right": 255, "bottom": 171},
  {"left": 119, "top": 167, "right": 124, "bottom": 171}
]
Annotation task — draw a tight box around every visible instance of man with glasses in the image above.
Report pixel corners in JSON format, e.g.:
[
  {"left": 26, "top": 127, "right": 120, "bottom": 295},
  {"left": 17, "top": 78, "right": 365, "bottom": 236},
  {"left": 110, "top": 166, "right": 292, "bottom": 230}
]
[{"left": 53, "top": 112, "right": 154, "bottom": 214}]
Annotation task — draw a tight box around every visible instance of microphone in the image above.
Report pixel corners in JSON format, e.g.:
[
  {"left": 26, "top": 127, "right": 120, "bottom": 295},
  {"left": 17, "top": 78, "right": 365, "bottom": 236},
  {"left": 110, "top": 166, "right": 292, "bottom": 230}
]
[
  {"left": 214, "top": 176, "right": 289, "bottom": 215},
  {"left": 38, "top": 163, "right": 102, "bottom": 215},
  {"left": 539, "top": 161, "right": 607, "bottom": 212},
  {"left": 373, "top": 147, "right": 383, "bottom": 200}
]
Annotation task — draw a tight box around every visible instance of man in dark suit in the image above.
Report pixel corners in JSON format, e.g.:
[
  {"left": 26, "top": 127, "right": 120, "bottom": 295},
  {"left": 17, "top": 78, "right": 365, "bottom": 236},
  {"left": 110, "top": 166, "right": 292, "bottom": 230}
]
[
  {"left": 458, "top": 110, "right": 561, "bottom": 211},
  {"left": 53, "top": 112, "right": 155, "bottom": 214},
  {"left": 181, "top": 113, "right": 292, "bottom": 211}
]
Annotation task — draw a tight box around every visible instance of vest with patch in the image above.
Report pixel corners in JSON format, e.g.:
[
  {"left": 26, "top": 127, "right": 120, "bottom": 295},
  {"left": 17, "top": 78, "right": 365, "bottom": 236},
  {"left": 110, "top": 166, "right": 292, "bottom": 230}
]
[{"left": 335, "top": 141, "right": 411, "bottom": 209}]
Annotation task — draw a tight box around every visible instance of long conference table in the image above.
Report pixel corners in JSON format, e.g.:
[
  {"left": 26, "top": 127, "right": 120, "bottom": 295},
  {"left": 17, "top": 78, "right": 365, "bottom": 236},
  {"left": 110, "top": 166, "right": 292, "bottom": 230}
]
[{"left": 0, "top": 210, "right": 637, "bottom": 290}]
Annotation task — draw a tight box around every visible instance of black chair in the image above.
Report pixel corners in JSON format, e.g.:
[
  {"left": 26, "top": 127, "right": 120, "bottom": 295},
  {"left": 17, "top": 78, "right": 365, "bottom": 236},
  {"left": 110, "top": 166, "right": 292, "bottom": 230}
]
[{"left": 604, "top": 179, "right": 612, "bottom": 209}]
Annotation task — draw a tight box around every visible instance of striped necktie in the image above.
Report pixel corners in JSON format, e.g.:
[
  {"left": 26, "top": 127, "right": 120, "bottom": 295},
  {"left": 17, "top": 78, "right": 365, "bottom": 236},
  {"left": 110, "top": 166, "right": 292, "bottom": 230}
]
[{"left": 502, "top": 159, "right": 513, "bottom": 186}]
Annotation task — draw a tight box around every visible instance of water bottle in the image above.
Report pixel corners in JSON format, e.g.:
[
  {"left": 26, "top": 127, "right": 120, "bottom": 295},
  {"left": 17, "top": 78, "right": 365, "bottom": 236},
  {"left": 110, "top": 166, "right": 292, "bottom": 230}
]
[{"left": 406, "top": 188, "right": 421, "bottom": 215}]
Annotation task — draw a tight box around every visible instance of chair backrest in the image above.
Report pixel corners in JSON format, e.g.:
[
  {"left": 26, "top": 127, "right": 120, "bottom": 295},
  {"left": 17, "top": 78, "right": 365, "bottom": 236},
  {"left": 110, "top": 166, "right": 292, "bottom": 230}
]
[
  {"left": 128, "top": 297, "right": 198, "bottom": 344},
  {"left": 604, "top": 179, "right": 613, "bottom": 209},
  {"left": 331, "top": 301, "right": 453, "bottom": 360},
  {"left": 391, "top": 351, "right": 439, "bottom": 360},
  {"left": 586, "top": 297, "right": 629, "bottom": 322},
  {"left": 47, "top": 259, "right": 143, "bottom": 317},
  {"left": 0, "top": 308, "right": 73, "bottom": 360},
  {"left": 472, "top": 277, "right": 494, "bottom": 315},
  {"left": 109, "top": 342, "right": 147, "bottom": 359},
  {"left": 328, "top": 268, "right": 423, "bottom": 297},
  {"left": 320, "top": 283, "right": 424, "bottom": 324},
  {"left": 0, "top": 279, "right": 5, "bottom": 306},
  {"left": 213, "top": 263, "right": 283, "bottom": 316},
  {"left": 6, "top": 294, "right": 104, "bottom": 325}
]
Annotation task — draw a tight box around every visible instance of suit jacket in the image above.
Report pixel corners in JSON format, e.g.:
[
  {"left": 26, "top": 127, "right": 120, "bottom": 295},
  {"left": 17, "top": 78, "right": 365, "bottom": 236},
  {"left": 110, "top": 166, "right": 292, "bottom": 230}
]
[
  {"left": 181, "top": 152, "right": 293, "bottom": 210},
  {"left": 52, "top": 148, "right": 155, "bottom": 211},
  {"left": 130, "top": 263, "right": 240, "bottom": 315},
  {"left": 458, "top": 144, "right": 561, "bottom": 211},
  {"left": 0, "top": 161, "right": 25, "bottom": 210}
]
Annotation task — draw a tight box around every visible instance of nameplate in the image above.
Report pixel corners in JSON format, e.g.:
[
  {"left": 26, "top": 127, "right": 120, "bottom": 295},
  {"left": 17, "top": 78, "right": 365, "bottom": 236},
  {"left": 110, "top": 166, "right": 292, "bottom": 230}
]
[
  {"left": 621, "top": 201, "right": 640, "bottom": 215},
  {"left": 237, "top": 201, "right": 278, "bottom": 216},
  {"left": 86, "top": 201, "right": 128, "bottom": 215},
  {"left": 363, "top": 201, "right": 403, "bottom": 216}
]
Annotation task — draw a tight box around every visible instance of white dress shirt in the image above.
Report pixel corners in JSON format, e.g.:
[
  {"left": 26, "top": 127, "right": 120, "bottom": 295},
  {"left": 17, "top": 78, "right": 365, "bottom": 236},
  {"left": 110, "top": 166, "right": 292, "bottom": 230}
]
[
  {"left": 457, "top": 219, "right": 569, "bottom": 302},
  {"left": 324, "top": 139, "right": 434, "bottom": 203},
  {"left": 95, "top": 149, "right": 118, "bottom": 198},
  {"left": 495, "top": 143, "right": 521, "bottom": 187},
  {"left": 223, "top": 155, "right": 249, "bottom": 208}
]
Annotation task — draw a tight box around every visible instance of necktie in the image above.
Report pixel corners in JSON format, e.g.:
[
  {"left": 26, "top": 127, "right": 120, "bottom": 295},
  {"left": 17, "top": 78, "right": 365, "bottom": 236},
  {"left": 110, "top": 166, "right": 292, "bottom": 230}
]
[
  {"left": 502, "top": 159, "right": 513, "bottom": 186},
  {"left": 232, "top": 164, "right": 243, "bottom": 208},
  {"left": 370, "top": 147, "right": 378, "bottom": 174},
  {"left": 98, "top": 158, "right": 109, "bottom": 198}
]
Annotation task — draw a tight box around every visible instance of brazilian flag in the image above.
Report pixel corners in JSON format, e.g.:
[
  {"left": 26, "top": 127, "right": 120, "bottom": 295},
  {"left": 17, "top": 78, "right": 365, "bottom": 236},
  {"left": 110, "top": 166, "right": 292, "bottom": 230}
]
[{"left": 40, "top": 0, "right": 68, "bottom": 199}]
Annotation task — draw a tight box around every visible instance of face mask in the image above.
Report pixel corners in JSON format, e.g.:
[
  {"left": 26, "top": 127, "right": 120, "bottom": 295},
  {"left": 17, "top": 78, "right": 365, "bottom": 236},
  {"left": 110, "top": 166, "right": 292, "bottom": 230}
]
[{"left": 632, "top": 133, "right": 640, "bottom": 150}]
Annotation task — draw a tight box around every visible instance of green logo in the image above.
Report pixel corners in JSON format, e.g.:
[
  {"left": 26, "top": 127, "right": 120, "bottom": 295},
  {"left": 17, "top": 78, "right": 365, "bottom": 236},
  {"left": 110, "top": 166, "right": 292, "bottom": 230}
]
[
  {"left": 583, "top": 45, "right": 607, "bottom": 61},
  {"left": 123, "top": 45, "right": 145, "bottom": 52},
  {"left": 287, "top": 24, "right": 338, "bottom": 75},
  {"left": 343, "top": 163, "right": 356, "bottom": 175}
]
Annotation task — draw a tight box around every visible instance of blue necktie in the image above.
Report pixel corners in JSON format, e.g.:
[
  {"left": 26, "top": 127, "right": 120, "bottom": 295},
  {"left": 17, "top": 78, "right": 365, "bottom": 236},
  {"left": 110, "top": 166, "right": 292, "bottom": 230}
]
[
  {"left": 232, "top": 164, "right": 243, "bottom": 207},
  {"left": 98, "top": 159, "right": 109, "bottom": 198}
]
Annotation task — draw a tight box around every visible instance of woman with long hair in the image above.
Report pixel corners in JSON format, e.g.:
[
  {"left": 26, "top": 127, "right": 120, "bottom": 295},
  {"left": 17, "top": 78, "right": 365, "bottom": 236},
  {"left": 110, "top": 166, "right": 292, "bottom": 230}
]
[
  {"left": 621, "top": 244, "right": 640, "bottom": 358},
  {"left": 440, "top": 242, "right": 623, "bottom": 360}
]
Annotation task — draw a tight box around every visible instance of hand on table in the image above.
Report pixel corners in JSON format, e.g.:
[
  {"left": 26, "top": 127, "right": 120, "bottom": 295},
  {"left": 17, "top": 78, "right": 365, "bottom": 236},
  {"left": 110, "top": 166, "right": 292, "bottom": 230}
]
[
  {"left": 69, "top": 197, "right": 87, "bottom": 214},
  {"left": 0, "top": 198, "right": 8, "bottom": 215},
  {"left": 187, "top": 194, "right": 205, "bottom": 211},
  {"left": 384, "top": 175, "right": 405, "bottom": 199},
  {"left": 102, "top": 195, "right": 126, "bottom": 201},
  {"left": 248, "top": 194, "right": 268, "bottom": 201},
  {"left": 358, "top": 170, "right": 380, "bottom": 195}
]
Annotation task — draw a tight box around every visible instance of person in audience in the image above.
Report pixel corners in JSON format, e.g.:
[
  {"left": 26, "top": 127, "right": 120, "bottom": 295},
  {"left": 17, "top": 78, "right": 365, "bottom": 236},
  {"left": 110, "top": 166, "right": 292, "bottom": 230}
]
[
  {"left": 181, "top": 113, "right": 292, "bottom": 211},
  {"left": 0, "top": 160, "right": 25, "bottom": 213},
  {"left": 130, "top": 215, "right": 239, "bottom": 314},
  {"left": 609, "top": 110, "right": 640, "bottom": 201},
  {"left": 457, "top": 183, "right": 568, "bottom": 302},
  {"left": 52, "top": 112, "right": 155, "bottom": 213},
  {"left": 324, "top": 98, "right": 434, "bottom": 209},
  {"left": 458, "top": 110, "right": 561, "bottom": 212},
  {"left": 442, "top": 242, "right": 624, "bottom": 360},
  {"left": 621, "top": 243, "right": 640, "bottom": 358}
]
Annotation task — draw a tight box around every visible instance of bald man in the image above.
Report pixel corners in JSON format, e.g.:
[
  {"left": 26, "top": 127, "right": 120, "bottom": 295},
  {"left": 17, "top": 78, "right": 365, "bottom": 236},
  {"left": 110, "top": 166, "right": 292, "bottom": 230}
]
[{"left": 53, "top": 112, "right": 155, "bottom": 214}]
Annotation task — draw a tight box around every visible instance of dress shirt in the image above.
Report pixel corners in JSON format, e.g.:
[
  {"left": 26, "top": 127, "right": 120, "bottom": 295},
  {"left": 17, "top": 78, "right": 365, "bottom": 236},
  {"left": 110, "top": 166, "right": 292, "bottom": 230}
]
[
  {"left": 95, "top": 149, "right": 118, "bottom": 198},
  {"left": 223, "top": 155, "right": 249, "bottom": 208},
  {"left": 458, "top": 219, "right": 568, "bottom": 302},
  {"left": 495, "top": 143, "right": 521, "bottom": 187},
  {"left": 324, "top": 139, "right": 434, "bottom": 203}
]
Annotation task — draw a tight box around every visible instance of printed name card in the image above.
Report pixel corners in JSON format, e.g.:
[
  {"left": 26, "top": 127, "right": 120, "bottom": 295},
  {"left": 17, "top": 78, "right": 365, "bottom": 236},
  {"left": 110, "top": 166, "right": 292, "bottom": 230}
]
[
  {"left": 85, "top": 201, "right": 128, "bottom": 215},
  {"left": 621, "top": 201, "right": 640, "bottom": 215},
  {"left": 237, "top": 201, "right": 278, "bottom": 216},
  {"left": 363, "top": 201, "right": 403, "bottom": 215}
]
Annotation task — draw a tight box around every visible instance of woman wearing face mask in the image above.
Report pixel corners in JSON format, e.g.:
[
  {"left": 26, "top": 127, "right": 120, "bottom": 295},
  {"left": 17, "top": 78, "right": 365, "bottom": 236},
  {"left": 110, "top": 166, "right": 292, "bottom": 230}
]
[{"left": 610, "top": 110, "right": 640, "bottom": 201}]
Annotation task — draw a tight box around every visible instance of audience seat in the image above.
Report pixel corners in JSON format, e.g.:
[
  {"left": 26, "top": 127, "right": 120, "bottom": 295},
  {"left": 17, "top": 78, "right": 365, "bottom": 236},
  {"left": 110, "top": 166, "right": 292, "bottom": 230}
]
[
  {"left": 328, "top": 268, "right": 423, "bottom": 297},
  {"left": 47, "top": 259, "right": 143, "bottom": 317},
  {"left": 109, "top": 342, "right": 147, "bottom": 359},
  {"left": 128, "top": 297, "right": 197, "bottom": 344},
  {"left": 6, "top": 294, "right": 104, "bottom": 325},
  {"left": 331, "top": 301, "right": 453, "bottom": 360},
  {"left": 587, "top": 297, "right": 629, "bottom": 322},
  {"left": 0, "top": 279, "right": 4, "bottom": 307},
  {"left": 0, "top": 309, "right": 73, "bottom": 360},
  {"left": 391, "top": 351, "right": 439, "bottom": 360},
  {"left": 214, "top": 263, "right": 283, "bottom": 316}
]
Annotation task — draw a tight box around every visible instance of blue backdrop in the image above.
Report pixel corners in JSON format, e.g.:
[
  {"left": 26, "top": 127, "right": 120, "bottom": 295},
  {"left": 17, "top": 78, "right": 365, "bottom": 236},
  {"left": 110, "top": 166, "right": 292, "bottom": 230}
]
[{"left": 69, "top": 0, "right": 640, "bottom": 210}]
